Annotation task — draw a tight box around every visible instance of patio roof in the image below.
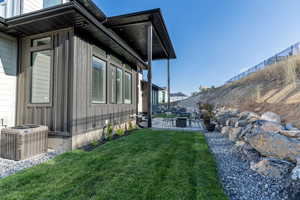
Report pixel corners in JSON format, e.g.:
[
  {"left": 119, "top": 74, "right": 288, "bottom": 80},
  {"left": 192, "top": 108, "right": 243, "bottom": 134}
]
[{"left": 104, "top": 9, "right": 176, "bottom": 61}]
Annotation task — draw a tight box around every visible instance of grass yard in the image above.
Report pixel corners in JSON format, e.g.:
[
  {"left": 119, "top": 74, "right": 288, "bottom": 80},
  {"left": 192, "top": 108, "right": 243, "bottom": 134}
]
[{"left": 0, "top": 129, "right": 228, "bottom": 200}]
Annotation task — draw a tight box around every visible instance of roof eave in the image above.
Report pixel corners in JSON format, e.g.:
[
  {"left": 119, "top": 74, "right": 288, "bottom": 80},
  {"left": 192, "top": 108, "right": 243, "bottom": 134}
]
[
  {"left": 106, "top": 8, "right": 176, "bottom": 60},
  {"left": 5, "top": 1, "right": 148, "bottom": 69}
]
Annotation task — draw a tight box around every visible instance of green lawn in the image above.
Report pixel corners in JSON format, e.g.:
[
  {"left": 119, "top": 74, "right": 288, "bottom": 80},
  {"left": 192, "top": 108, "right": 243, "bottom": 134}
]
[{"left": 0, "top": 129, "right": 228, "bottom": 200}]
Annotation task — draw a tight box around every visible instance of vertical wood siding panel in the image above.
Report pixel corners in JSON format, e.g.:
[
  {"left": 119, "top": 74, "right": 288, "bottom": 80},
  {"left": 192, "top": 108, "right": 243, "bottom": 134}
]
[{"left": 17, "top": 29, "right": 72, "bottom": 136}]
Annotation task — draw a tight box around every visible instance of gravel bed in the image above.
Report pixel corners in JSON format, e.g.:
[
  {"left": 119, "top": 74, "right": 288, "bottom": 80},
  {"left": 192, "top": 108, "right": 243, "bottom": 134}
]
[
  {"left": 203, "top": 131, "right": 289, "bottom": 200},
  {"left": 0, "top": 151, "right": 60, "bottom": 179}
]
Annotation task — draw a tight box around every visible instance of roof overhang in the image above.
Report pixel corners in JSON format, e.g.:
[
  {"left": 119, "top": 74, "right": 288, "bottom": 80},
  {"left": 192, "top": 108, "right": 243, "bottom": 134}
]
[
  {"left": 104, "top": 9, "right": 176, "bottom": 61},
  {"left": 142, "top": 80, "right": 164, "bottom": 90},
  {"left": 2, "top": 0, "right": 148, "bottom": 68}
]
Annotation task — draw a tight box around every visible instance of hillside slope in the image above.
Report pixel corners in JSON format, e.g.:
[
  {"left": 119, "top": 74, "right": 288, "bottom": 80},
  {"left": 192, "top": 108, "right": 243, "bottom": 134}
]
[{"left": 179, "top": 55, "right": 300, "bottom": 127}]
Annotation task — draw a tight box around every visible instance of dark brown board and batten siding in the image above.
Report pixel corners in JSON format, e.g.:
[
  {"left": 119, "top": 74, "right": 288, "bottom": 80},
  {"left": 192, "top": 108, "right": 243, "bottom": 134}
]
[
  {"left": 71, "top": 34, "right": 137, "bottom": 137},
  {"left": 17, "top": 28, "right": 137, "bottom": 137},
  {"left": 16, "top": 28, "right": 74, "bottom": 136}
]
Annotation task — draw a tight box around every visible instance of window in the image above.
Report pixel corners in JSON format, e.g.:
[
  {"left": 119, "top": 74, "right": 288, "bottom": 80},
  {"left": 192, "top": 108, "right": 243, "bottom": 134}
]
[
  {"left": 43, "top": 0, "right": 61, "bottom": 8},
  {"left": 116, "top": 68, "right": 123, "bottom": 104},
  {"left": 92, "top": 56, "right": 106, "bottom": 103},
  {"left": 0, "top": 0, "right": 7, "bottom": 18},
  {"left": 32, "top": 37, "right": 51, "bottom": 47},
  {"left": 111, "top": 65, "right": 116, "bottom": 104},
  {"left": 30, "top": 50, "right": 51, "bottom": 104},
  {"left": 124, "top": 72, "right": 132, "bottom": 104}
]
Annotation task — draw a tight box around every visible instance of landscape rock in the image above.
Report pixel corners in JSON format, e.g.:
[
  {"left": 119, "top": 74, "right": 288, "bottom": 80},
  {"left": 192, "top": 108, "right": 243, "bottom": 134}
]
[
  {"left": 221, "top": 126, "right": 231, "bottom": 136},
  {"left": 285, "top": 123, "right": 299, "bottom": 132},
  {"left": 235, "top": 119, "right": 248, "bottom": 127},
  {"left": 250, "top": 158, "right": 294, "bottom": 179},
  {"left": 291, "top": 165, "right": 300, "bottom": 181},
  {"left": 239, "top": 111, "right": 260, "bottom": 121},
  {"left": 261, "top": 112, "right": 281, "bottom": 123},
  {"left": 279, "top": 130, "right": 300, "bottom": 138},
  {"left": 291, "top": 157, "right": 300, "bottom": 181},
  {"left": 215, "top": 110, "right": 240, "bottom": 126},
  {"left": 226, "top": 118, "right": 239, "bottom": 127},
  {"left": 286, "top": 180, "right": 300, "bottom": 200},
  {"left": 258, "top": 120, "right": 284, "bottom": 133},
  {"left": 204, "top": 131, "right": 289, "bottom": 200},
  {"left": 244, "top": 126, "right": 300, "bottom": 163},
  {"left": 228, "top": 127, "right": 243, "bottom": 141},
  {"left": 235, "top": 141, "right": 261, "bottom": 162}
]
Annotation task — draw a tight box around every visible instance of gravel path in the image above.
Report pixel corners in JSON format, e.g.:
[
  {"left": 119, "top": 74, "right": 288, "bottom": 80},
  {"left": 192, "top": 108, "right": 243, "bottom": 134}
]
[
  {"left": 0, "top": 151, "right": 60, "bottom": 179},
  {"left": 203, "top": 131, "right": 288, "bottom": 200}
]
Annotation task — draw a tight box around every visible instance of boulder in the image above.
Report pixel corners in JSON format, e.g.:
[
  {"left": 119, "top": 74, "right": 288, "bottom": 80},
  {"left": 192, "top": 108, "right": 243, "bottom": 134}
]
[
  {"left": 291, "top": 165, "right": 300, "bottom": 181},
  {"left": 221, "top": 126, "right": 231, "bottom": 136},
  {"left": 226, "top": 118, "right": 239, "bottom": 127},
  {"left": 280, "top": 130, "right": 300, "bottom": 138},
  {"left": 239, "top": 111, "right": 260, "bottom": 121},
  {"left": 214, "top": 124, "right": 222, "bottom": 132},
  {"left": 228, "top": 127, "right": 243, "bottom": 141},
  {"left": 244, "top": 126, "right": 300, "bottom": 163},
  {"left": 259, "top": 121, "right": 284, "bottom": 133},
  {"left": 250, "top": 158, "right": 294, "bottom": 178},
  {"left": 235, "top": 141, "right": 261, "bottom": 162},
  {"left": 261, "top": 112, "right": 281, "bottom": 123},
  {"left": 285, "top": 123, "right": 299, "bottom": 131},
  {"left": 291, "top": 157, "right": 300, "bottom": 181},
  {"left": 216, "top": 110, "right": 240, "bottom": 126},
  {"left": 235, "top": 120, "right": 248, "bottom": 128}
]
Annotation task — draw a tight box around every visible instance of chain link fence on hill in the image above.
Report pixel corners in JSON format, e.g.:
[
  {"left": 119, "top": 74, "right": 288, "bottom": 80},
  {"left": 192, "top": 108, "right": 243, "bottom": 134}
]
[{"left": 226, "top": 42, "right": 300, "bottom": 83}]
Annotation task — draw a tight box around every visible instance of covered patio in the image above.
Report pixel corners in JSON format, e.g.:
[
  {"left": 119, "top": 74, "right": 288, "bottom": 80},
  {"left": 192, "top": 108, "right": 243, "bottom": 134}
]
[{"left": 105, "top": 9, "right": 176, "bottom": 127}]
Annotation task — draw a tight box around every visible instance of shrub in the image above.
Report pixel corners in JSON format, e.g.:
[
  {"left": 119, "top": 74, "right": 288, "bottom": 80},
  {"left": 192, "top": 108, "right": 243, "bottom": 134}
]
[
  {"left": 107, "top": 124, "right": 113, "bottom": 140},
  {"left": 91, "top": 140, "right": 99, "bottom": 147},
  {"left": 128, "top": 121, "right": 133, "bottom": 130},
  {"left": 116, "top": 129, "right": 125, "bottom": 136}
]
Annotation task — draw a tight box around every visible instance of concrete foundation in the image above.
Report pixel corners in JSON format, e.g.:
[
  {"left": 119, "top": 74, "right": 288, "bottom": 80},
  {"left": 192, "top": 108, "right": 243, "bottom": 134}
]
[{"left": 48, "top": 120, "right": 136, "bottom": 152}]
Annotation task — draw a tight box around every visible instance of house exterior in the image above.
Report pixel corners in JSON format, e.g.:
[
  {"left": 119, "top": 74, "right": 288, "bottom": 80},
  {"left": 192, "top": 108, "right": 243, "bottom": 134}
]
[
  {"left": 140, "top": 80, "right": 163, "bottom": 114},
  {"left": 158, "top": 87, "right": 168, "bottom": 104},
  {"left": 170, "top": 92, "right": 188, "bottom": 102},
  {"left": 0, "top": 0, "right": 176, "bottom": 149}
]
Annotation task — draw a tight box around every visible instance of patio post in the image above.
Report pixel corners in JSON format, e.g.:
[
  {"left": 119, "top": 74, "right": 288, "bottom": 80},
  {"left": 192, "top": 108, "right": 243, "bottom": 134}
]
[
  {"left": 167, "top": 58, "right": 170, "bottom": 110},
  {"left": 147, "top": 23, "right": 153, "bottom": 128}
]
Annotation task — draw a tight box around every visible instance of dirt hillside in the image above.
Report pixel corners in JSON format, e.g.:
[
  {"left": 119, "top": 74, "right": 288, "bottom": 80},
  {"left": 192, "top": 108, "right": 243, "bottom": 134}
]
[{"left": 179, "top": 55, "right": 300, "bottom": 127}]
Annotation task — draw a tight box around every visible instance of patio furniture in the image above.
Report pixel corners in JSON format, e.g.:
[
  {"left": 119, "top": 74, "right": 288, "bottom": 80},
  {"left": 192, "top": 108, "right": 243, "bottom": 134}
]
[
  {"left": 176, "top": 117, "right": 187, "bottom": 128},
  {"left": 0, "top": 125, "right": 48, "bottom": 161}
]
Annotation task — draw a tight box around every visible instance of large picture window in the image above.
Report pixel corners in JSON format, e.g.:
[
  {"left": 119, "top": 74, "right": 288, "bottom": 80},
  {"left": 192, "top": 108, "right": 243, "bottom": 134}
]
[
  {"left": 124, "top": 72, "right": 132, "bottom": 104},
  {"left": 92, "top": 56, "right": 106, "bottom": 103},
  {"left": 31, "top": 50, "right": 51, "bottom": 104}
]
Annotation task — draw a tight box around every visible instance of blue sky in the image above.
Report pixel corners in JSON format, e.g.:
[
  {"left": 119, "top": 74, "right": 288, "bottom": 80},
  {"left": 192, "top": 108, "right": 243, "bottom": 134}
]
[{"left": 95, "top": 0, "right": 300, "bottom": 95}]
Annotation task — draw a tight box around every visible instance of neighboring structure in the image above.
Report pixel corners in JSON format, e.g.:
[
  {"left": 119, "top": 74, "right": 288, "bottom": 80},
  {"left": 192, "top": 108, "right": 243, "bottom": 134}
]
[
  {"left": 170, "top": 92, "right": 188, "bottom": 102},
  {"left": 0, "top": 0, "right": 176, "bottom": 149},
  {"left": 159, "top": 87, "right": 168, "bottom": 104},
  {"left": 141, "top": 80, "right": 163, "bottom": 114}
]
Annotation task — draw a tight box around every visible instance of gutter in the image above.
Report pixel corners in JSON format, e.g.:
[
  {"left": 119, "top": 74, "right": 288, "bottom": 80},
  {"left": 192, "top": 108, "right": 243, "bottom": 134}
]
[{"left": 0, "top": 16, "right": 7, "bottom": 29}]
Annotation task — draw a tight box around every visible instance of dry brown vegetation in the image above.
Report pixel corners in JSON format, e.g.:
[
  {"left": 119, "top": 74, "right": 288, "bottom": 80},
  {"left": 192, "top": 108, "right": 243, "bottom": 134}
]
[{"left": 188, "top": 55, "right": 300, "bottom": 127}]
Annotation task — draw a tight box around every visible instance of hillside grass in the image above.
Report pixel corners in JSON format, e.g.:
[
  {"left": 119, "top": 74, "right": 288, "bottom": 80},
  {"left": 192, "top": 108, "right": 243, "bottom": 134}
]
[{"left": 0, "top": 129, "right": 228, "bottom": 200}]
